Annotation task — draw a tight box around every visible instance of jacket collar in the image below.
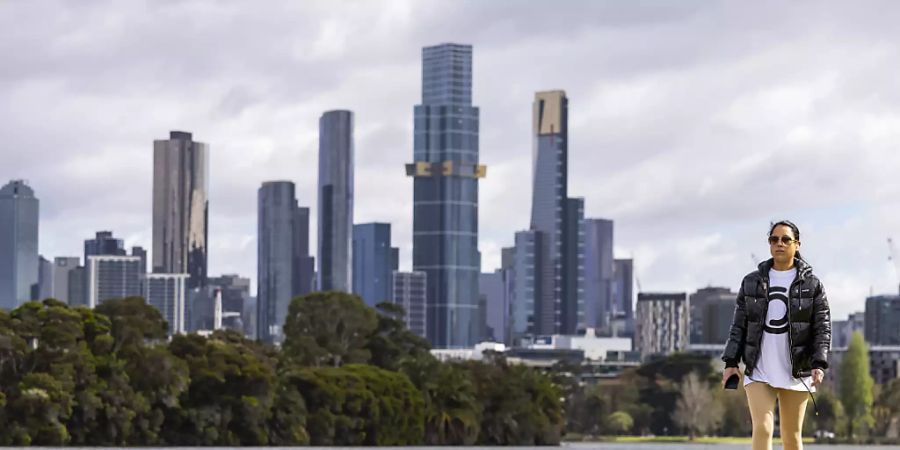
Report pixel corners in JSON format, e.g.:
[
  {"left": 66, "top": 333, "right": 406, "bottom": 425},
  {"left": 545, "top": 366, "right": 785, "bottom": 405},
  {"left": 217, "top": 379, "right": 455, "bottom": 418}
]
[{"left": 758, "top": 257, "right": 812, "bottom": 280}]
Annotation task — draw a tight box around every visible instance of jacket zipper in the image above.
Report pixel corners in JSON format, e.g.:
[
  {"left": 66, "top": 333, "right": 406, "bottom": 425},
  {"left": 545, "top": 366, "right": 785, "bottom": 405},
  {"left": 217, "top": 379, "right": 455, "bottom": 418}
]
[
  {"left": 791, "top": 269, "right": 820, "bottom": 415},
  {"left": 787, "top": 275, "right": 798, "bottom": 377}
]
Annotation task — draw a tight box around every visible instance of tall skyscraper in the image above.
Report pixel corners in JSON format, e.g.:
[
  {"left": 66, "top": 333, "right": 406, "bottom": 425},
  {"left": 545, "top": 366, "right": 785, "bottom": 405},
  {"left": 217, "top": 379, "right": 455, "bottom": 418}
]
[
  {"left": 0, "top": 180, "right": 39, "bottom": 310},
  {"left": 86, "top": 255, "right": 143, "bottom": 308},
  {"left": 318, "top": 110, "right": 354, "bottom": 292},
  {"left": 865, "top": 295, "right": 900, "bottom": 346},
  {"left": 144, "top": 273, "right": 189, "bottom": 335},
  {"left": 635, "top": 292, "right": 689, "bottom": 358},
  {"left": 353, "top": 222, "right": 393, "bottom": 307},
  {"left": 689, "top": 286, "right": 737, "bottom": 345},
  {"left": 52, "top": 257, "right": 80, "bottom": 304},
  {"left": 612, "top": 258, "right": 635, "bottom": 336},
  {"left": 510, "top": 230, "right": 539, "bottom": 340},
  {"left": 584, "top": 218, "right": 614, "bottom": 331},
  {"left": 294, "top": 207, "right": 315, "bottom": 297},
  {"left": 152, "top": 131, "right": 209, "bottom": 289},
  {"left": 84, "top": 231, "right": 125, "bottom": 262},
  {"left": 258, "top": 181, "right": 314, "bottom": 344},
  {"left": 392, "top": 271, "right": 427, "bottom": 339},
  {"left": 479, "top": 269, "right": 512, "bottom": 344},
  {"left": 563, "top": 197, "right": 586, "bottom": 333},
  {"left": 529, "top": 90, "right": 571, "bottom": 335},
  {"left": 407, "top": 43, "right": 485, "bottom": 348}
]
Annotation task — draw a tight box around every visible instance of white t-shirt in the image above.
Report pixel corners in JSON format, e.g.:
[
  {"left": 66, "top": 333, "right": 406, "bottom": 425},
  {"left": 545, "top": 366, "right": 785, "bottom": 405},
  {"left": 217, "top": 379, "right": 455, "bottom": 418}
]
[{"left": 744, "top": 267, "right": 815, "bottom": 392}]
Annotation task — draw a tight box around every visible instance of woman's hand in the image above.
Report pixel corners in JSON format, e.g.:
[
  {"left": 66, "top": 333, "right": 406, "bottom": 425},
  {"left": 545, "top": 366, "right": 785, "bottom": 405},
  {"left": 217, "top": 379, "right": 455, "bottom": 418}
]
[
  {"left": 722, "top": 366, "right": 740, "bottom": 387},
  {"left": 811, "top": 368, "right": 825, "bottom": 387}
]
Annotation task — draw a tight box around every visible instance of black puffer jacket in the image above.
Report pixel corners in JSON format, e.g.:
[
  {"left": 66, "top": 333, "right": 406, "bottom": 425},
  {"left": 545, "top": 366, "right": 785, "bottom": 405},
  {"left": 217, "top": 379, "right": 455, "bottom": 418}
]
[{"left": 721, "top": 257, "right": 831, "bottom": 378}]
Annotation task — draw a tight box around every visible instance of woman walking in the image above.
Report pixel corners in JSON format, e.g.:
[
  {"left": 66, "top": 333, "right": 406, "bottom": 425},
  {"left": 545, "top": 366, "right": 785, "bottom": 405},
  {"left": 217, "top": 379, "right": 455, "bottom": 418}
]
[{"left": 721, "top": 220, "right": 831, "bottom": 450}]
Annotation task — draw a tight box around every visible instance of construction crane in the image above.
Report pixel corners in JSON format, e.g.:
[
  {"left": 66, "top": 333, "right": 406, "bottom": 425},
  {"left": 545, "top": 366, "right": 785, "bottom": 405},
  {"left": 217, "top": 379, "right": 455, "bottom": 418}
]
[{"left": 888, "top": 238, "right": 900, "bottom": 294}]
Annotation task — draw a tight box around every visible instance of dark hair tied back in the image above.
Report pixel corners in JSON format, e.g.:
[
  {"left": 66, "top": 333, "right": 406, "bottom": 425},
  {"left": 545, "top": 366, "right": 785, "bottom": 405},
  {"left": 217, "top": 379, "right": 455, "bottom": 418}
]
[{"left": 769, "top": 219, "right": 805, "bottom": 262}]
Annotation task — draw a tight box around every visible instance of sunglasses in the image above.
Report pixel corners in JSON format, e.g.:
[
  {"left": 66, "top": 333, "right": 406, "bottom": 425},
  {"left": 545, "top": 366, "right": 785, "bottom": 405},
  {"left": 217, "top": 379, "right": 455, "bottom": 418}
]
[{"left": 768, "top": 235, "right": 797, "bottom": 245}]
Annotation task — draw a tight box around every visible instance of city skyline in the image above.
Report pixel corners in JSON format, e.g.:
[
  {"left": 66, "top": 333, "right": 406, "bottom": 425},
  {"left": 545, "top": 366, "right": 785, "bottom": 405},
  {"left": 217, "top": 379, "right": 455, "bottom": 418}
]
[{"left": 6, "top": 1, "right": 900, "bottom": 322}]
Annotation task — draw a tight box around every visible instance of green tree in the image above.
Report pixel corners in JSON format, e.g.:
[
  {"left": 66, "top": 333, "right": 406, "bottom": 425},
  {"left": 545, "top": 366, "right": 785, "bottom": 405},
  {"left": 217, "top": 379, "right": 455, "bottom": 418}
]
[
  {"left": 282, "top": 291, "right": 378, "bottom": 367},
  {"left": 606, "top": 411, "right": 634, "bottom": 435},
  {"left": 401, "top": 355, "right": 481, "bottom": 444},
  {"left": 293, "top": 364, "right": 425, "bottom": 445},
  {"left": 468, "top": 360, "right": 563, "bottom": 445},
  {"left": 6, "top": 372, "right": 73, "bottom": 444},
  {"left": 802, "top": 388, "right": 845, "bottom": 438},
  {"left": 610, "top": 370, "right": 654, "bottom": 435},
  {"left": 0, "top": 300, "right": 146, "bottom": 445},
  {"left": 0, "top": 308, "right": 28, "bottom": 383},
  {"left": 121, "top": 345, "right": 188, "bottom": 444},
  {"left": 267, "top": 371, "right": 310, "bottom": 445},
  {"left": 873, "top": 378, "right": 900, "bottom": 438},
  {"left": 672, "top": 371, "right": 722, "bottom": 440},
  {"left": 839, "top": 331, "right": 874, "bottom": 440},
  {"left": 635, "top": 353, "right": 718, "bottom": 435},
  {"left": 95, "top": 297, "right": 168, "bottom": 353},
  {"left": 164, "top": 330, "right": 276, "bottom": 445},
  {"left": 95, "top": 297, "right": 189, "bottom": 444},
  {"left": 563, "top": 382, "right": 605, "bottom": 435},
  {"left": 66, "top": 307, "right": 146, "bottom": 446},
  {"left": 366, "top": 302, "right": 431, "bottom": 371}
]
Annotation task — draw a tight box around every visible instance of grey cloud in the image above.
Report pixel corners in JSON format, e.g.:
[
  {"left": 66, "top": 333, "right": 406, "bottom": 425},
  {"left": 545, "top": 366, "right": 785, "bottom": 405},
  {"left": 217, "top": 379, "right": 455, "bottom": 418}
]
[{"left": 4, "top": 0, "right": 900, "bottom": 317}]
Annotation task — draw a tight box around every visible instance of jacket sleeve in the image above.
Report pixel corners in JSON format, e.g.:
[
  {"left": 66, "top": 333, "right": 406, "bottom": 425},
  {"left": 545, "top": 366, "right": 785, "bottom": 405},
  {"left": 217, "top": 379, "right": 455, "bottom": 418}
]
[
  {"left": 721, "top": 280, "right": 748, "bottom": 368},
  {"left": 811, "top": 278, "right": 832, "bottom": 370}
]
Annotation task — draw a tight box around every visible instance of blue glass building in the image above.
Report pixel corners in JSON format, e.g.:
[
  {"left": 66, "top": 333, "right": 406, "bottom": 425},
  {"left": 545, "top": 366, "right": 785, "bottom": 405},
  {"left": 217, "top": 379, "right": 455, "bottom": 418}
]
[
  {"left": 258, "top": 181, "right": 314, "bottom": 344},
  {"left": 564, "top": 197, "right": 585, "bottom": 333},
  {"left": 584, "top": 218, "right": 614, "bottom": 331},
  {"left": 352, "top": 222, "right": 395, "bottom": 306},
  {"left": 318, "top": 110, "right": 354, "bottom": 292},
  {"left": 407, "top": 43, "right": 485, "bottom": 348},
  {"left": 0, "top": 180, "right": 39, "bottom": 310},
  {"left": 530, "top": 91, "right": 569, "bottom": 335},
  {"left": 84, "top": 231, "right": 126, "bottom": 263},
  {"left": 510, "top": 230, "right": 538, "bottom": 340}
]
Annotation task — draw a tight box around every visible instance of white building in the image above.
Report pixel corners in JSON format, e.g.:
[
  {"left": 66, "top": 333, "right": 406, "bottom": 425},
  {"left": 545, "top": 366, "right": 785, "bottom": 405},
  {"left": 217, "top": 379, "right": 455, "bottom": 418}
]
[
  {"left": 144, "top": 273, "right": 189, "bottom": 335},
  {"left": 86, "top": 255, "right": 142, "bottom": 308},
  {"left": 525, "top": 328, "right": 632, "bottom": 361},
  {"left": 635, "top": 292, "right": 689, "bottom": 359},
  {"left": 431, "top": 342, "right": 507, "bottom": 362}
]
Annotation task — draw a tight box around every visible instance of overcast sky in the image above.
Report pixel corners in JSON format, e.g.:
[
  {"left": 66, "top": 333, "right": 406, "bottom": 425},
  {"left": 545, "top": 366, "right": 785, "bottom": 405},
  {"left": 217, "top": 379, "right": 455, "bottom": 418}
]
[{"left": 4, "top": 0, "right": 900, "bottom": 321}]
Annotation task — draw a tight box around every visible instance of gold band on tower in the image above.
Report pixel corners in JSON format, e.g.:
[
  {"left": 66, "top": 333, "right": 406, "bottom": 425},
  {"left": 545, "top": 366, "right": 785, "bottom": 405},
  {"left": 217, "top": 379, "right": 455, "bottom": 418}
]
[{"left": 406, "top": 161, "right": 487, "bottom": 178}]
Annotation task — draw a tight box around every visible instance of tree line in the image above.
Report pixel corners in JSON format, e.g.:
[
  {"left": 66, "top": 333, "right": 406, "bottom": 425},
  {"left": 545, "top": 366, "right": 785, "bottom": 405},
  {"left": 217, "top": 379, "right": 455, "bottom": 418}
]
[
  {"left": 3, "top": 291, "right": 898, "bottom": 445},
  {"left": 0, "top": 293, "right": 562, "bottom": 446}
]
